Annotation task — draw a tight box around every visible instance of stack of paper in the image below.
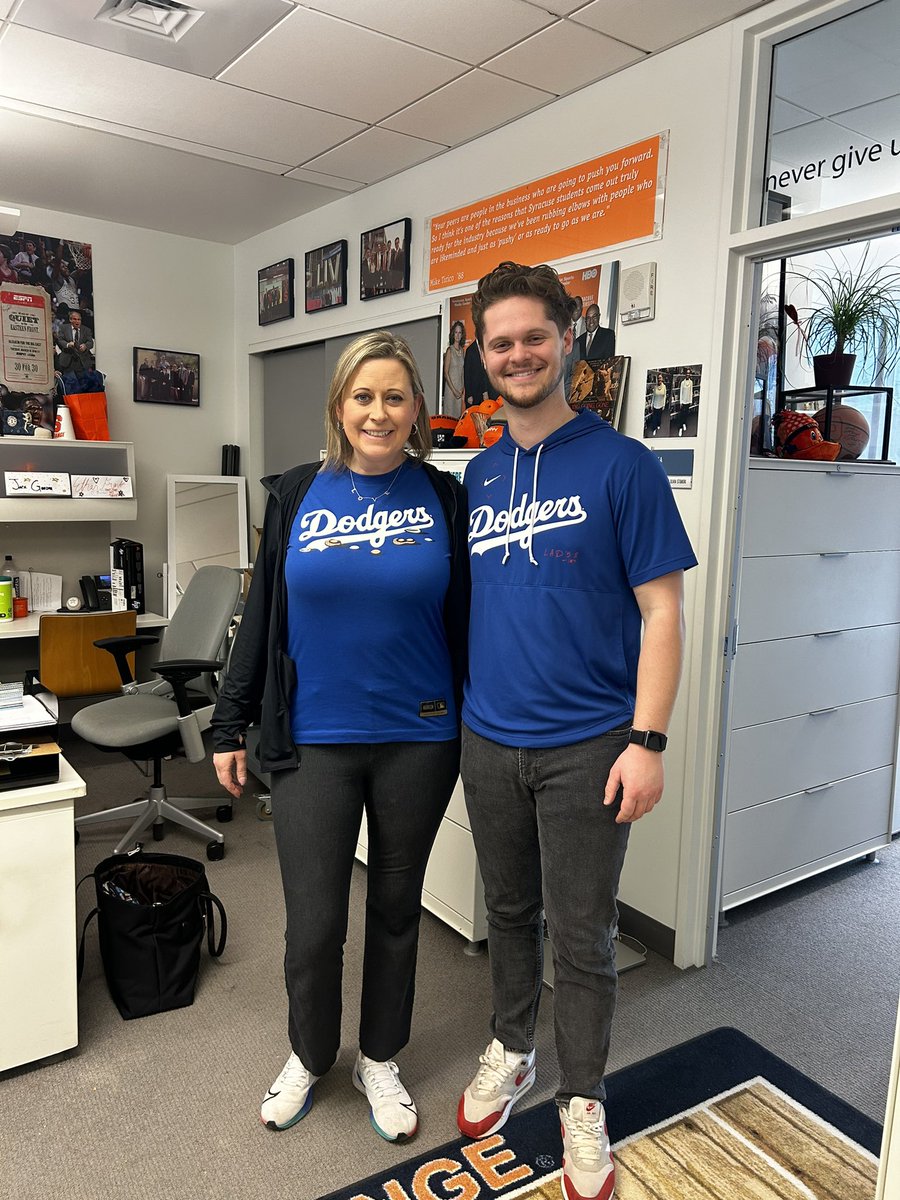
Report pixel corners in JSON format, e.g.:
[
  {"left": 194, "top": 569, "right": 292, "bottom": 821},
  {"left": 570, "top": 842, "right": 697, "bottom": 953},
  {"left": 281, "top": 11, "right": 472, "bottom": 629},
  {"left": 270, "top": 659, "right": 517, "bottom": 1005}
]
[{"left": 0, "top": 693, "right": 56, "bottom": 731}]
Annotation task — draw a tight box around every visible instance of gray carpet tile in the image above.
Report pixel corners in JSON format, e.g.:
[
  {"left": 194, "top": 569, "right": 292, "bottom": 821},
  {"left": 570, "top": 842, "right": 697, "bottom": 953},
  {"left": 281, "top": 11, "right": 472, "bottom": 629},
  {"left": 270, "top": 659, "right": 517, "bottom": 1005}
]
[{"left": 1, "top": 732, "right": 896, "bottom": 1200}]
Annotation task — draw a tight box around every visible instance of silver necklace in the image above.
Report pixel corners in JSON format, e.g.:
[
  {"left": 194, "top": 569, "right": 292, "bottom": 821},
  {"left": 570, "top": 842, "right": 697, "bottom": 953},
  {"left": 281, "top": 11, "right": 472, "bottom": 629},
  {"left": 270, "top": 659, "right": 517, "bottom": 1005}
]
[{"left": 349, "top": 460, "right": 405, "bottom": 503}]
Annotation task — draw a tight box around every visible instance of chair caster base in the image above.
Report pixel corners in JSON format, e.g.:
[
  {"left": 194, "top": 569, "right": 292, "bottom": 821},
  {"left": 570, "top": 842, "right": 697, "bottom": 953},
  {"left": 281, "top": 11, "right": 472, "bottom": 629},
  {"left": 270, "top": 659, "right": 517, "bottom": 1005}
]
[
  {"left": 216, "top": 804, "right": 233, "bottom": 823},
  {"left": 207, "top": 840, "right": 225, "bottom": 861},
  {"left": 152, "top": 822, "right": 165, "bottom": 841}
]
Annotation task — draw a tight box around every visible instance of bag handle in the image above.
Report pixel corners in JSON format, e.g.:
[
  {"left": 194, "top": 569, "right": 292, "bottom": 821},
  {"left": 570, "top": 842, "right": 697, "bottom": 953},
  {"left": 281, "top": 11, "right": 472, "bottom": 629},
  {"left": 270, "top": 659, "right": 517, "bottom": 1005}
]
[
  {"left": 76, "top": 907, "right": 99, "bottom": 983},
  {"left": 200, "top": 891, "right": 227, "bottom": 958}
]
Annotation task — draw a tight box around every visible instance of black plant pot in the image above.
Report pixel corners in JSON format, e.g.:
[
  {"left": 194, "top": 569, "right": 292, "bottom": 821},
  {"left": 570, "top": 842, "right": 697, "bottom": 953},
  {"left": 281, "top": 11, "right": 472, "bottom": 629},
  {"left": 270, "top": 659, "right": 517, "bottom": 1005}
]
[{"left": 812, "top": 352, "right": 856, "bottom": 388}]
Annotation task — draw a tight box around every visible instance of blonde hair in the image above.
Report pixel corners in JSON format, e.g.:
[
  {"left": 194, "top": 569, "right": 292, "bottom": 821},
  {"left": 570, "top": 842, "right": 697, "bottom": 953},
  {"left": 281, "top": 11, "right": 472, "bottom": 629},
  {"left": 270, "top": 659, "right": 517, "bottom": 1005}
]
[{"left": 322, "top": 331, "right": 432, "bottom": 469}]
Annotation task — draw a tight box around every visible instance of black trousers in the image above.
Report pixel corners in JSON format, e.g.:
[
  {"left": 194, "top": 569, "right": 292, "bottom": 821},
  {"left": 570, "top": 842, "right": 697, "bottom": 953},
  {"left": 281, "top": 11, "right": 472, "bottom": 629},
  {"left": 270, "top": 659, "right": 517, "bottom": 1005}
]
[{"left": 270, "top": 739, "right": 459, "bottom": 1077}]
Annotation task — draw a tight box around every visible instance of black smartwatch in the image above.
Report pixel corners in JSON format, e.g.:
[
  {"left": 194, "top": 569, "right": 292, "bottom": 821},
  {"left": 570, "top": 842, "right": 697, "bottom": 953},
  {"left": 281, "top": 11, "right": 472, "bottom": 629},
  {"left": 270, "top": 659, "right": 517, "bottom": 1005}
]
[{"left": 629, "top": 728, "right": 667, "bottom": 752}]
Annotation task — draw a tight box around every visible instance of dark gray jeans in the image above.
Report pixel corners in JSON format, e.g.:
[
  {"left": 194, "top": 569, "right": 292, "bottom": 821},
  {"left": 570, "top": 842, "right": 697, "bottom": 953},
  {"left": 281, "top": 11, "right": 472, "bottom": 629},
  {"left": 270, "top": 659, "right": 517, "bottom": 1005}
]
[
  {"left": 461, "top": 723, "right": 631, "bottom": 1103},
  {"left": 270, "top": 739, "right": 459, "bottom": 1077}
]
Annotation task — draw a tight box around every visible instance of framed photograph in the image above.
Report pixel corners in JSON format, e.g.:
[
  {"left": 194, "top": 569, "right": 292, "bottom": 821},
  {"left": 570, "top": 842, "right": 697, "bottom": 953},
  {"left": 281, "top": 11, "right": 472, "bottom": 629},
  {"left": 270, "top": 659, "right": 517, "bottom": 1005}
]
[
  {"left": 569, "top": 355, "right": 629, "bottom": 428},
  {"left": 133, "top": 347, "right": 199, "bottom": 407},
  {"left": 642, "top": 362, "right": 701, "bottom": 439},
  {"left": 360, "top": 217, "right": 411, "bottom": 300},
  {"left": 258, "top": 258, "right": 294, "bottom": 325},
  {"left": 305, "top": 240, "right": 348, "bottom": 313}
]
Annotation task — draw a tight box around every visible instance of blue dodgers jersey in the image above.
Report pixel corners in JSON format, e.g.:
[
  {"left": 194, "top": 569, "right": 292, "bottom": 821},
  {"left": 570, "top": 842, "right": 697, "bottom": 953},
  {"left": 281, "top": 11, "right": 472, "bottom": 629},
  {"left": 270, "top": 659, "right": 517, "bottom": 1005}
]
[
  {"left": 463, "top": 410, "right": 697, "bottom": 748},
  {"left": 284, "top": 461, "right": 456, "bottom": 743}
]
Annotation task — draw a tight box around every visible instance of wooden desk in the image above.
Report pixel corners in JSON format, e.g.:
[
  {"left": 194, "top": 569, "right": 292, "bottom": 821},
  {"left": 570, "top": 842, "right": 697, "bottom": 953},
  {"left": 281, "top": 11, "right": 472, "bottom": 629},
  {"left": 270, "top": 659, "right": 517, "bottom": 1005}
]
[
  {"left": 0, "top": 756, "right": 86, "bottom": 1071},
  {"left": 0, "top": 612, "right": 168, "bottom": 687},
  {"left": 0, "top": 611, "right": 168, "bottom": 640}
]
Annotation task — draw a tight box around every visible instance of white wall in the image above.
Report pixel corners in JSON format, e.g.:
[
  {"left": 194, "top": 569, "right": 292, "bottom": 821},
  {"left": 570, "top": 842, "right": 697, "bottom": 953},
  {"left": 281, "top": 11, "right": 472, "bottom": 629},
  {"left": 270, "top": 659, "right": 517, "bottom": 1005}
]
[
  {"left": 1, "top": 206, "right": 234, "bottom": 611},
  {"left": 231, "top": 24, "right": 740, "bottom": 940}
]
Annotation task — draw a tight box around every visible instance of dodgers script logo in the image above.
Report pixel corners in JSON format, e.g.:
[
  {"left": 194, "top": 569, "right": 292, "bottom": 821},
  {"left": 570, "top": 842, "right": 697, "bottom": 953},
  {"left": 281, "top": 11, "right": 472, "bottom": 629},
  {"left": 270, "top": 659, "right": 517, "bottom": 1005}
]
[
  {"left": 298, "top": 503, "right": 434, "bottom": 552},
  {"left": 468, "top": 492, "right": 587, "bottom": 556}
]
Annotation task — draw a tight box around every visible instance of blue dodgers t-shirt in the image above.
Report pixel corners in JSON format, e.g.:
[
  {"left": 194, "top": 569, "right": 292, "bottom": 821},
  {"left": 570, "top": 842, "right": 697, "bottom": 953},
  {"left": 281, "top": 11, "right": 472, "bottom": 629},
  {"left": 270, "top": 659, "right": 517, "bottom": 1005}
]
[
  {"left": 463, "top": 410, "right": 697, "bottom": 748},
  {"left": 284, "top": 460, "right": 457, "bottom": 743}
]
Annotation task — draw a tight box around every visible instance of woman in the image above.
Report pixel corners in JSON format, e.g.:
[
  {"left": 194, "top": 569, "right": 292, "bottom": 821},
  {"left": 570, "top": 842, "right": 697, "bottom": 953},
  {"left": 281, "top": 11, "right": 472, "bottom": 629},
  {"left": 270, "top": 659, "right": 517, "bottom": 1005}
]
[
  {"left": 0, "top": 246, "right": 19, "bottom": 284},
  {"left": 441, "top": 320, "right": 466, "bottom": 419},
  {"left": 649, "top": 372, "right": 667, "bottom": 434},
  {"left": 211, "top": 331, "right": 468, "bottom": 1144}
]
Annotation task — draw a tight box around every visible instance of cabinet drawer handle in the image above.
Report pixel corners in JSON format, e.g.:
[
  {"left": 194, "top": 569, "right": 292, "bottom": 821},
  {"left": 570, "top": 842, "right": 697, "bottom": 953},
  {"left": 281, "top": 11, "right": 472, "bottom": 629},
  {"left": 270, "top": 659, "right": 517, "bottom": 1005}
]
[
  {"left": 819, "top": 552, "right": 849, "bottom": 558},
  {"left": 809, "top": 707, "right": 837, "bottom": 716},
  {"left": 805, "top": 782, "right": 835, "bottom": 794},
  {"left": 814, "top": 630, "right": 843, "bottom": 638}
]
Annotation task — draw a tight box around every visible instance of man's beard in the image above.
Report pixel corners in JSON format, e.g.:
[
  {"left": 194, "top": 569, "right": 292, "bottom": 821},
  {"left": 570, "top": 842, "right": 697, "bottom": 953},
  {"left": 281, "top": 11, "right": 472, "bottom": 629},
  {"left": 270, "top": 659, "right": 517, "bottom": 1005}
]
[{"left": 486, "top": 361, "right": 566, "bottom": 410}]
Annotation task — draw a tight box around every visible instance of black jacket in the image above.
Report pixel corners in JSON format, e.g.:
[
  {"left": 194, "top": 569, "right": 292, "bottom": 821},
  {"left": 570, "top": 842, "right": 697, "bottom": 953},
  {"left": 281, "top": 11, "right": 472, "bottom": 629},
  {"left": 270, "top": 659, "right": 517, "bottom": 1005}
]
[{"left": 210, "top": 460, "right": 470, "bottom": 773}]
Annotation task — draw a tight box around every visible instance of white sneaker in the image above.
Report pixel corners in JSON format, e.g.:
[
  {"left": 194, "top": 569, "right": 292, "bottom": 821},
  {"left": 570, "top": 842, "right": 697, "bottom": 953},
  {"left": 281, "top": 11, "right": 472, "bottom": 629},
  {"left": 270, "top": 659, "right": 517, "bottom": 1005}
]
[
  {"left": 457, "top": 1037, "right": 536, "bottom": 1138},
  {"left": 560, "top": 1096, "right": 615, "bottom": 1200},
  {"left": 260, "top": 1052, "right": 319, "bottom": 1130},
  {"left": 352, "top": 1052, "right": 418, "bottom": 1142}
]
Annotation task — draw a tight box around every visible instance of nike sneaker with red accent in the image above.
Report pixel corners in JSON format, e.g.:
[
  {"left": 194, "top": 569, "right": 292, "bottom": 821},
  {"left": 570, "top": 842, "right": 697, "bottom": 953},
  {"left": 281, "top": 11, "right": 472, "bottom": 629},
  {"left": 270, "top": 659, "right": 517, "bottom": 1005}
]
[
  {"left": 260, "top": 1052, "right": 319, "bottom": 1130},
  {"left": 560, "top": 1096, "right": 615, "bottom": 1200},
  {"left": 457, "top": 1038, "right": 536, "bottom": 1138},
  {"left": 353, "top": 1052, "right": 418, "bottom": 1142}
]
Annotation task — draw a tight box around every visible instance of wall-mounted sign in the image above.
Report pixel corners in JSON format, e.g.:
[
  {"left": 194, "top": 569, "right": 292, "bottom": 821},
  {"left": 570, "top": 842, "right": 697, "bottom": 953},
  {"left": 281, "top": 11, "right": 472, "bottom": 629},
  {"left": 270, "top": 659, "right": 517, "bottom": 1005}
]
[
  {"left": 427, "top": 133, "right": 667, "bottom": 292},
  {"left": 652, "top": 448, "right": 694, "bottom": 489},
  {"left": 0, "top": 284, "right": 54, "bottom": 389}
]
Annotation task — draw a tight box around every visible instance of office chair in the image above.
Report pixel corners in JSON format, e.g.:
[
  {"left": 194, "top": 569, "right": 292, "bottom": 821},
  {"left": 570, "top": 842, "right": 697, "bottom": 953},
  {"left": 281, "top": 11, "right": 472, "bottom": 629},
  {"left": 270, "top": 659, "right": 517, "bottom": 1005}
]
[
  {"left": 35, "top": 610, "right": 138, "bottom": 699},
  {"left": 72, "top": 565, "right": 242, "bottom": 861}
]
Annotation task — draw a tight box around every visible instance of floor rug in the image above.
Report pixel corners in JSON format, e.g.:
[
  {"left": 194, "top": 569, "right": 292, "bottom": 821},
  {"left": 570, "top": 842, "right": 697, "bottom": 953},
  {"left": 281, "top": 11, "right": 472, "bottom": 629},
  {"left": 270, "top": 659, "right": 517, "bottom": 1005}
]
[{"left": 320, "top": 1027, "right": 882, "bottom": 1200}]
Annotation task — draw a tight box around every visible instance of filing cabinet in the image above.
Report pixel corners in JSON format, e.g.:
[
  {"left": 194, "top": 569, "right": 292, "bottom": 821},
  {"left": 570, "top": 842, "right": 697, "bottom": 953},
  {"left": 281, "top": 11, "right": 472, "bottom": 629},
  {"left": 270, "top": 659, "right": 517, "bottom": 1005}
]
[{"left": 721, "top": 459, "right": 900, "bottom": 909}]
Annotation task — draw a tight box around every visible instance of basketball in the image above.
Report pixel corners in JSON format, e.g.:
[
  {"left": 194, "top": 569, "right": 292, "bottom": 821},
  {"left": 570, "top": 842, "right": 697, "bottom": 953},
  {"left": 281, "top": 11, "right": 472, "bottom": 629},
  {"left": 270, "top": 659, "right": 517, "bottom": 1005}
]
[{"left": 814, "top": 404, "right": 869, "bottom": 460}]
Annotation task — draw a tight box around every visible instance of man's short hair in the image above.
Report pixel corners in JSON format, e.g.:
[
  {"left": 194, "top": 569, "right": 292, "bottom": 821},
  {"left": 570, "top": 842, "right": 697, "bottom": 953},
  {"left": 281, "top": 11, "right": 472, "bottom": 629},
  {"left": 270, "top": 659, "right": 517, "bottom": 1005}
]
[{"left": 471, "top": 261, "right": 580, "bottom": 343}]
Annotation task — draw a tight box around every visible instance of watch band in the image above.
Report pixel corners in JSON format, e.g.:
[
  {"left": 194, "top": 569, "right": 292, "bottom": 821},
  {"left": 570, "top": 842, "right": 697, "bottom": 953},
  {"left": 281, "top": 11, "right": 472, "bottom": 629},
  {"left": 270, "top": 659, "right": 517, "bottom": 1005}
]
[{"left": 629, "top": 728, "right": 668, "bottom": 752}]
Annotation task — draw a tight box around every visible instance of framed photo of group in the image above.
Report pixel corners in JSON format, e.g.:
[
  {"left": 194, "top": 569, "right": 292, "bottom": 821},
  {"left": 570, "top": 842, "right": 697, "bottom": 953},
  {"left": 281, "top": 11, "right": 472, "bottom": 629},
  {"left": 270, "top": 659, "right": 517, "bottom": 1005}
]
[
  {"left": 133, "top": 347, "right": 199, "bottom": 407},
  {"left": 360, "top": 217, "right": 411, "bottom": 300},
  {"left": 305, "top": 240, "right": 348, "bottom": 313},
  {"left": 258, "top": 258, "right": 294, "bottom": 326}
]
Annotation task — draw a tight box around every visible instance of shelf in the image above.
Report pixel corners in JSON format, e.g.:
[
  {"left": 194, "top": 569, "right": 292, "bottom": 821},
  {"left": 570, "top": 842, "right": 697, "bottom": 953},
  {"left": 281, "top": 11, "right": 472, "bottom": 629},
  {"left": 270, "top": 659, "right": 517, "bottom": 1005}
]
[
  {"left": 778, "top": 385, "right": 893, "bottom": 461},
  {"left": 0, "top": 437, "right": 137, "bottom": 521}
]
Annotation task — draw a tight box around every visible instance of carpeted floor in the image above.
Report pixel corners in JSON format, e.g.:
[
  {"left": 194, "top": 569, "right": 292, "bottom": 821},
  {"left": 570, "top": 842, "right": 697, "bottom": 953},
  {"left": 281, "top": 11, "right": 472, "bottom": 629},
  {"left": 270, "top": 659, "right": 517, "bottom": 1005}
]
[
  {"left": 322, "top": 1028, "right": 881, "bottom": 1200},
  {"left": 0, "top": 732, "right": 897, "bottom": 1200}
]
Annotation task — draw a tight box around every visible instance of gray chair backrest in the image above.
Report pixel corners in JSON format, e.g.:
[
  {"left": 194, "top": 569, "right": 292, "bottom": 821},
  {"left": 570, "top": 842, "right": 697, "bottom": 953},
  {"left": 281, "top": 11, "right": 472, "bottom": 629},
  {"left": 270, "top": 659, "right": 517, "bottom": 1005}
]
[{"left": 160, "top": 565, "right": 242, "bottom": 664}]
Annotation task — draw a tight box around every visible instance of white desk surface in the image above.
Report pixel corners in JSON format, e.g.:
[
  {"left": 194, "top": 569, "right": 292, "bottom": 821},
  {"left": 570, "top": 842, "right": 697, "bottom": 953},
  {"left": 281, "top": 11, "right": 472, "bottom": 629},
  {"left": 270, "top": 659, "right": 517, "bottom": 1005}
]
[
  {"left": 0, "top": 611, "right": 168, "bottom": 641},
  {"left": 0, "top": 754, "right": 86, "bottom": 813}
]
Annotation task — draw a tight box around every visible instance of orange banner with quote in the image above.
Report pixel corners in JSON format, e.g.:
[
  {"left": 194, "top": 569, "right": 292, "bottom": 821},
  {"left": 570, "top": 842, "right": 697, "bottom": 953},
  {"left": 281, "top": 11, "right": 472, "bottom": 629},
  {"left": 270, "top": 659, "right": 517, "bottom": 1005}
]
[{"left": 427, "top": 134, "right": 665, "bottom": 292}]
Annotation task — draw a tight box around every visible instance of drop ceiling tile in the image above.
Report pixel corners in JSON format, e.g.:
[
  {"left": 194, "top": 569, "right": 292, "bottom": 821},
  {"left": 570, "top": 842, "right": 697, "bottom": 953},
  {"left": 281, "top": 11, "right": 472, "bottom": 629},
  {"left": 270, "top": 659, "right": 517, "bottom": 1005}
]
[
  {"left": 302, "top": 126, "right": 446, "bottom": 185},
  {"left": 382, "top": 69, "right": 554, "bottom": 145},
  {"left": 829, "top": 93, "right": 900, "bottom": 143},
  {"left": 770, "top": 97, "right": 820, "bottom": 136},
  {"left": 0, "top": 26, "right": 364, "bottom": 165},
  {"left": 0, "top": 106, "right": 344, "bottom": 243},
  {"left": 569, "top": 0, "right": 766, "bottom": 53},
  {"left": 300, "top": 0, "right": 555, "bottom": 64},
  {"left": 10, "top": 0, "right": 292, "bottom": 78},
  {"left": 521, "top": 0, "right": 588, "bottom": 14},
  {"left": 284, "top": 166, "right": 366, "bottom": 192},
  {"left": 484, "top": 21, "right": 643, "bottom": 96},
  {"left": 220, "top": 7, "right": 466, "bottom": 123},
  {"left": 0, "top": 1, "right": 16, "bottom": 20}
]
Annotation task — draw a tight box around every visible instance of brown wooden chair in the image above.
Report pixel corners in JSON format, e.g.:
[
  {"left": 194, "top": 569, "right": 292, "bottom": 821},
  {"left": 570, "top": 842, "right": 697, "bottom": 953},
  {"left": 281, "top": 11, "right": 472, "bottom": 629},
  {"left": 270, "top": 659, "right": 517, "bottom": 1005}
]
[{"left": 37, "top": 610, "right": 138, "bottom": 698}]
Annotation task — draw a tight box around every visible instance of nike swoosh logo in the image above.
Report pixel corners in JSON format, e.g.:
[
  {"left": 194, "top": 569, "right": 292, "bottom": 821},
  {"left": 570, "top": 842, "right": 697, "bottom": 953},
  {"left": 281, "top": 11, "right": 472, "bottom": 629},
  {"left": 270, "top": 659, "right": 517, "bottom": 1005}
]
[
  {"left": 484, "top": 474, "right": 502, "bottom": 486},
  {"left": 264, "top": 1090, "right": 279, "bottom": 1100},
  {"left": 400, "top": 1101, "right": 417, "bottom": 1112}
]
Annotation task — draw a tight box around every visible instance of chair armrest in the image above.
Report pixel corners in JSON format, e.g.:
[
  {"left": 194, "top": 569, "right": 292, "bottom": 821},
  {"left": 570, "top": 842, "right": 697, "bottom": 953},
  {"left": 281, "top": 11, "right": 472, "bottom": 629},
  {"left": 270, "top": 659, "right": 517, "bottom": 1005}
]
[
  {"left": 92, "top": 633, "right": 159, "bottom": 686},
  {"left": 154, "top": 658, "right": 225, "bottom": 717}
]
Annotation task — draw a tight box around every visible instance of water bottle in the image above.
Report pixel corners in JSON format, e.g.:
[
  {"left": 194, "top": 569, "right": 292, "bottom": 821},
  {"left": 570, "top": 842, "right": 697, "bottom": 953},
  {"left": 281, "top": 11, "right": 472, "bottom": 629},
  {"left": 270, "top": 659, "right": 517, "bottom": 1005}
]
[
  {"left": 0, "top": 576, "right": 12, "bottom": 623},
  {"left": 3, "top": 555, "right": 19, "bottom": 599}
]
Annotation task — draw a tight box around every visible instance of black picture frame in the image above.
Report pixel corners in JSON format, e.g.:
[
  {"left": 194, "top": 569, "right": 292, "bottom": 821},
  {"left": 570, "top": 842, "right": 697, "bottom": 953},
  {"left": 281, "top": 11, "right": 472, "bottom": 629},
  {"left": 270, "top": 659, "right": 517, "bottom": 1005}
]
[
  {"left": 258, "top": 258, "right": 294, "bottom": 325},
  {"left": 133, "top": 347, "right": 199, "bottom": 407},
  {"left": 360, "top": 218, "right": 411, "bottom": 301},
  {"left": 305, "top": 240, "right": 348, "bottom": 313}
]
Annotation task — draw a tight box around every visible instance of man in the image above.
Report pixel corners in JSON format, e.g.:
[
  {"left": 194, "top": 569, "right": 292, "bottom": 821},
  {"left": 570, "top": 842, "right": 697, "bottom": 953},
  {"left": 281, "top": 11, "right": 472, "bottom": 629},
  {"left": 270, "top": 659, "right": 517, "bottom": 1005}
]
[
  {"left": 576, "top": 303, "right": 616, "bottom": 361},
  {"left": 54, "top": 308, "right": 95, "bottom": 375},
  {"left": 457, "top": 262, "right": 696, "bottom": 1200}
]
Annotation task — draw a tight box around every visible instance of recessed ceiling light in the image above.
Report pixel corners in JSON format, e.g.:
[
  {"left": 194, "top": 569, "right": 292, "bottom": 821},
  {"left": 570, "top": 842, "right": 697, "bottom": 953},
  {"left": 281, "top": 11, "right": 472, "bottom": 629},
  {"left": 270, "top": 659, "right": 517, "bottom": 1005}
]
[{"left": 94, "top": 0, "right": 205, "bottom": 42}]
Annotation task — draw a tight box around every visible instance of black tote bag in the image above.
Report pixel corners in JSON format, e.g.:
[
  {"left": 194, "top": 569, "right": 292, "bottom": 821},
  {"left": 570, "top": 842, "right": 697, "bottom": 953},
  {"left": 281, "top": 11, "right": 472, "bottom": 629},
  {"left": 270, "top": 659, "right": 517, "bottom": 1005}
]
[{"left": 78, "top": 850, "right": 227, "bottom": 1020}]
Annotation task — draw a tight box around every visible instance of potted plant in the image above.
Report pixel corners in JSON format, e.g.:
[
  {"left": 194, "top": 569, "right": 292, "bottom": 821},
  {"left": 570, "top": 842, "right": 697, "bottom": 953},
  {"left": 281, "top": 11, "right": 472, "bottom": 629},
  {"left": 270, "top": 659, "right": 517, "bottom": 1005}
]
[{"left": 784, "top": 245, "right": 900, "bottom": 388}]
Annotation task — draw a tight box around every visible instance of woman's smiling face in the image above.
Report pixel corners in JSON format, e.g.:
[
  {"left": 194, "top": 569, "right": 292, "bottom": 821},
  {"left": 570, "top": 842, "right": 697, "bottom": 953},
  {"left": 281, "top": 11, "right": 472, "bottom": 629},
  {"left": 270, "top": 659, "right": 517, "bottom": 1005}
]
[{"left": 337, "top": 357, "right": 422, "bottom": 474}]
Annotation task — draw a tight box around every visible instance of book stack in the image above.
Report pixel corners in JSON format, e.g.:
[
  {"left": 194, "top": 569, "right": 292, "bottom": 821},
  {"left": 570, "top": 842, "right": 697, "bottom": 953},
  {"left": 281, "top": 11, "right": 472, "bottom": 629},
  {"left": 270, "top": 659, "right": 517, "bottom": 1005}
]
[{"left": 0, "top": 681, "right": 24, "bottom": 711}]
